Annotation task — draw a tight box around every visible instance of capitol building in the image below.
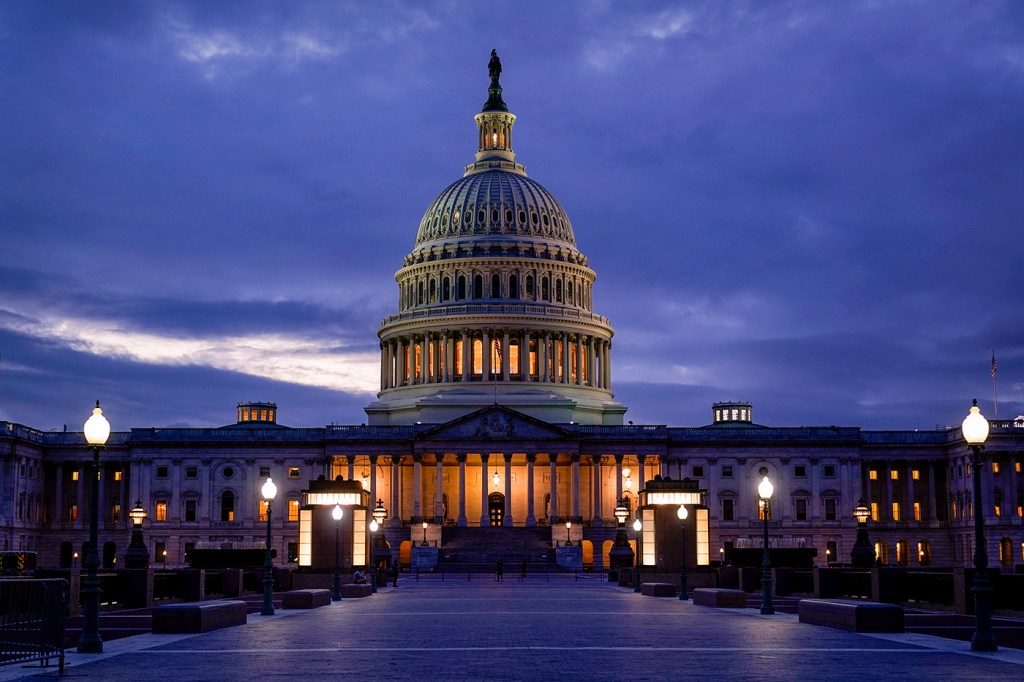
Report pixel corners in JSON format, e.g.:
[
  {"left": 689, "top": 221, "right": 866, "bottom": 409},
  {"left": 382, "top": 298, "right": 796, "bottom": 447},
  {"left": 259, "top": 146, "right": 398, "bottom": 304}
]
[{"left": 2, "top": 54, "right": 1023, "bottom": 576}]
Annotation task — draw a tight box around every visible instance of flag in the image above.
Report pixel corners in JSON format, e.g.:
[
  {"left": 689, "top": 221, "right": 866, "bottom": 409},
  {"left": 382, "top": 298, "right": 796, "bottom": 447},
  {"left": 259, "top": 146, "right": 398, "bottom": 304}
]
[{"left": 991, "top": 350, "right": 997, "bottom": 379}]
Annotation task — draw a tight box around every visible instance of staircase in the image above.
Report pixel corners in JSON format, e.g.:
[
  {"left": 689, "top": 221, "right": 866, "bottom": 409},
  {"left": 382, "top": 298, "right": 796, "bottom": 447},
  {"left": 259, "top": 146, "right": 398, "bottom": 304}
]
[{"left": 439, "top": 526, "right": 554, "bottom": 565}]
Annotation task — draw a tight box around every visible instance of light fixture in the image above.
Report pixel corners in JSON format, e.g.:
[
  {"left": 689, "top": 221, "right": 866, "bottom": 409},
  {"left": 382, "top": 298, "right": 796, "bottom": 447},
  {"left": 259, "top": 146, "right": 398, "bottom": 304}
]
[
  {"left": 78, "top": 400, "right": 110, "bottom": 654},
  {"left": 421, "top": 520, "right": 429, "bottom": 546},
  {"left": 128, "top": 500, "right": 147, "bottom": 528},
  {"left": 492, "top": 470, "right": 499, "bottom": 488},
  {"left": 331, "top": 504, "right": 342, "bottom": 601},
  {"left": 623, "top": 466, "right": 632, "bottom": 490},
  {"left": 963, "top": 399, "right": 996, "bottom": 651},
  {"left": 758, "top": 475, "right": 774, "bottom": 615},
  {"left": 613, "top": 500, "right": 628, "bottom": 527},
  {"left": 677, "top": 504, "right": 688, "bottom": 600},
  {"left": 260, "top": 477, "right": 277, "bottom": 616}
]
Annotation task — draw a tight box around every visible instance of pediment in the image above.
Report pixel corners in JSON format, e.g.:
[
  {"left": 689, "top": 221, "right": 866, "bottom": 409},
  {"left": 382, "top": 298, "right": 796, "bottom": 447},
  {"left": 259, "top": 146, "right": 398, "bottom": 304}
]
[{"left": 417, "top": 405, "right": 570, "bottom": 442}]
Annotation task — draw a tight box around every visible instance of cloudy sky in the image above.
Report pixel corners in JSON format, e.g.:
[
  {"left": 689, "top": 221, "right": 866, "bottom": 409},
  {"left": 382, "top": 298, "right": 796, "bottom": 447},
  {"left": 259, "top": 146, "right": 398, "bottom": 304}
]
[{"left": 1, "top": 1, "right": 1022, "bottom": 432}]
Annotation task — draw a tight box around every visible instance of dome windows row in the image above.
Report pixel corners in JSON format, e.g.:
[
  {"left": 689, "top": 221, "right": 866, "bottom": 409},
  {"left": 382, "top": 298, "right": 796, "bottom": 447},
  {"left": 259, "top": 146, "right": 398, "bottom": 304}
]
[
  {"left": 420, "top": 204, "right": 569, "bottom": 241},
  {"left": 400, "top": 268, "right": 593, "bottom": 311}
]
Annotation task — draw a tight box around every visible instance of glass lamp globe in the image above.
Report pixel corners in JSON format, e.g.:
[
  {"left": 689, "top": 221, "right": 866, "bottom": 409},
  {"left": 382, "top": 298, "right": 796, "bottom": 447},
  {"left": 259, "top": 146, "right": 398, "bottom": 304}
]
[
  {"left": 261, "top": 477, "right": 277, "bottom": 501},
  {"left": 332, "top": 503, "right": 343, "bottom": 522},
  {"left": 677, "top": 505, "right": 688, "bottom": 521},
  {"left": 962, "top": 400, "right": 989, "bottom": 445},
  {"left": 84, "top": 401, "right": 110, "bottom": 446},
  {"left": 758, "top": 476, "right": 774, "bottom": 500}
]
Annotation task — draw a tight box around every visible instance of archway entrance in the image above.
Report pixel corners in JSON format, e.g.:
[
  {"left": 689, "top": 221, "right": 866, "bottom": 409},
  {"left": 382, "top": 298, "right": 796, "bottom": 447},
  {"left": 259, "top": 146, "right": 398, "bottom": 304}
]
[{"left": 489, "top": 493, "right": 505, "bottom": 527}]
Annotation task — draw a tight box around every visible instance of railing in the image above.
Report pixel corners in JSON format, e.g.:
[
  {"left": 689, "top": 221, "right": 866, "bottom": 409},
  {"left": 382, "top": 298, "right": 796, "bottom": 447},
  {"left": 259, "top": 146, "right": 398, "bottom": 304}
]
[{"left": 0, "top": 579, "right": 65, "bottom": 675}]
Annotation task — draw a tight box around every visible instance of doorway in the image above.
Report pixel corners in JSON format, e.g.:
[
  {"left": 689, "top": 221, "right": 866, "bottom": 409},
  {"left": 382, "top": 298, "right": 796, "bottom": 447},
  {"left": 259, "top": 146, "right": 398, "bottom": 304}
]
[{"left": 489, "top": 492, "right": 505, "bottom": 527}]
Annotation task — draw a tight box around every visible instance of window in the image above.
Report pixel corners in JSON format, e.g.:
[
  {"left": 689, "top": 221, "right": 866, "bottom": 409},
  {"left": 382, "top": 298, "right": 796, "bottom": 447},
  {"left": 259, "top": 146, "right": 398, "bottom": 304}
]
[
  {"left": 184, "top": 499, "right": 197, "bottom": 522},
  {"left": 826, "top": 540, "right": 838, "bottom": 565},
  {"left": 111, "top": 503, "right": 120, "bottom": 523},
  {"left": 992, "top": 462, "right": 1000, "bottom": 474},
  {"left": 824, "top": 498, "right": 837, "bottom": 521},
  {"left": 156, "top": 466, "right": 169, "bottom": 479},
  {"left": 869, "top": 469, "right": 878, "bottom": 480},
  {"left": 114, "top": 470, "right": 122, "bottom": 481},
  {"left": 155, "top": 500, "right": 167, "bottom": 522},
  {"left": 288, "top": 499, "right": 299, "bottom": 522},
  {"left": 870, "top": 501, "right": 879, "bottom": 522},
  {"left": 912, "top": 469, "right": 920, "bottom": 480},
  {"left": 966, "top": 463, "right": 971, "bottom": 476},
  {"left": 221, "top": 491, "right": 235, "bottom": 522},
  {"left": 721, "top": 465, "right": 733, "bottom": 478},
  {"left": 259, "top": 499, "right": 270, "bottom": 522},
  {"left": 1016, "top": 462, "right": 1021, "bottom": 473},
  {"left": 891, "top": 502, "right": 900, "bottom": 522},
  {"left": 72, "top": 471, "right": 79, "bottom": 481},
  {"left": 155, "top": 542, "right": 166, "bottom": 563},
  {"left": 260, "top": 466, "right": 271, "bottom": 478},
  {"left": 70, "top": 503, "right": 78, "bottom": 522},
  {"left": 890, "top": 470, "right": 899, "bottom": 480},
  {"left": 288, "top": 467, "right": 301, "bottom": 479},
  {"left": 692, "top": 465, "right": 704, "bottom": 478},
  {"left": 722, "top": 498, "right": 734, "bottom": 521},
  {"left": 185, "top": 466, "right": 198, "bottom": 479},
  {"left": 794, "top": 465, "right": 806, "bottom": 478},
  {"left": 913, "top": 501, "right": 921, "bottom": 522},
  {"left": 795, "top": 499, "right": 808, "bottom": 521}
]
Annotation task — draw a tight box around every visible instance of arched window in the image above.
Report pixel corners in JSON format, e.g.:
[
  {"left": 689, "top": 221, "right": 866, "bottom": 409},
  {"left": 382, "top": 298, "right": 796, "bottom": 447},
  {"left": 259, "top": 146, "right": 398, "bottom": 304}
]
[
  {"left": 441, "top": 276, "right": 451, "bottom": 301},
  {"left": 491, "top": 273, "right": 501, "bottom": 298},
  {"left": 457, "top": 275, "right": 467, "bottom": 300},
  {"left": 541, "top": 277, "right": 549, "bottom": 301},
  {"left": 473, "top": 275, "right": 484, "bottom": 299},
  {"left": 429, "top": 279, "right": 437, "bottom": 303},
  {"left": 417, "top": 281, "right": 424, "bottom": 305},
  {"left": 1000, "top": 537, "right": 1013, "bottom": 566},
  {"left": 555, "top": 279, "right": 563, "bottom": 303},
  {"left": 221, "top": 490, "right": 235, "bottom": 522},
  {"left": 525, "top": 275, "right": 534, "bottom": 298},
  {"left": 509, "top": 274, "right": 519, "bottom": 299}
]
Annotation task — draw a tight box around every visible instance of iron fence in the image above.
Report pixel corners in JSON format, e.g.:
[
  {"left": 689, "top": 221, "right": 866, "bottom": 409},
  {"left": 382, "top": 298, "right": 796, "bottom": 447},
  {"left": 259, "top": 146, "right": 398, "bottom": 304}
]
[{"left": 0, "top": 579, "right": 65, "bottom": 675}]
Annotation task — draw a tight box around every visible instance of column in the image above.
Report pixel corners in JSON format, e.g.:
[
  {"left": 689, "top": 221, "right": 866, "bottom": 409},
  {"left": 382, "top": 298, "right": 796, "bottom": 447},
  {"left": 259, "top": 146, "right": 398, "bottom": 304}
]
[
  {"left": 54, "top": 464, "right": 63, "bottom": 524},
  {"left": 369, "top": 455, "right": 378, "bottom": 508},
  {"left": 380, "top": 342, "right": 386, "bottom": 389},
  {"left": 561, "top": 331, "right": 570, "bottom": 384},
  {"left": 76, "top": 464, "right": 85, "bottom": 529},
  {"left": 571, "top": 454, "right": 580, "bottom": 519},
  {"left": 461, "top": 329, "right": 471, "bottom": 382},
  {"left": 347, "top": 455, "right": 355, "bottom": 482},
  {"left": 540, "top": 333, "right": 549, "bottom": 382},
  {"left": 502, "top": 328, "right": 511, "bottom": 382},
  {"left": 614, "top": 454, "right": 623, "bottom": 503},
  {"left": 442, "top": 330, "right": 451, "bottom": 382},
  {"left": 575, "top": 334, "right": 583, "bottom": 385},
  {"left": 884, "top": 464, "right": 894, "bottom": 522},
  {"left": 1008, "top": 456, "right": 1018, "bottom": 521},
  {"left": 457, "top": 455, "right": 468, "bottom": 526},
  {"left": 390, "top": 455, "right": 401, "bottom": 527},
  {"left": 592, "top": 456, "right": 603, "bottom": 526},
  {"left": 928, "top": 461, "right": 939, "bottom": 522},
  {"left": 526, "top": 454, "right": 536, "bottom": 526},
  {"left": 549, "top": 455, "right": 558, "bottom": 519},
  {"left": 396, "top": 338, "right": 406, "bottom": 386},
  {"left": 522, "top": 330, "right": 531, "bottom": 382},
  {"left": 480, "top": 454, "right": 490, "bottom": 527},
  {"left": 605, "top": 340, "right": 612, "bottom": 390},
  {"left": 420, "top": 336, "right": 429, "bottom": 384},
  {"left": 588, "top": 337, "right": 597, "bottom": 387},
  {"left": 482, "top": 328, "right": 491, "bottom": 380},
  {"left": 412, "top": 454, "right": 422, "bottom": 520},
  {"left": 906, "top": 462, "right": 916, "bottom": 523},
  {"left": 503, "top": 453, "right": 513, "bottom": 526},
  {"left": 434, "top": 455, "right": 444, "bottom": 521}
]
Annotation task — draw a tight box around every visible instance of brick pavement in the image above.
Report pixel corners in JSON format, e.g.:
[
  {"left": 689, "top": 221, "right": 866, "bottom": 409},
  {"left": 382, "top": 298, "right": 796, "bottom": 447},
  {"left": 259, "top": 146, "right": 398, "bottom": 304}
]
[{"left": 4, "top": 579, "right": 1024, "bottom": 681}]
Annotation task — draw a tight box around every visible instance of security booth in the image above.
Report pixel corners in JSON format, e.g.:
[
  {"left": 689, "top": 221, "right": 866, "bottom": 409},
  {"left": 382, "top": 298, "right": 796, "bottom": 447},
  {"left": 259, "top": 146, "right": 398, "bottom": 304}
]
[
  {"left": 297, "top": 478, "right": 371, "bottom": 571},
  {"left": 637, "top": 477, "right": 710, "bottom": 579}
]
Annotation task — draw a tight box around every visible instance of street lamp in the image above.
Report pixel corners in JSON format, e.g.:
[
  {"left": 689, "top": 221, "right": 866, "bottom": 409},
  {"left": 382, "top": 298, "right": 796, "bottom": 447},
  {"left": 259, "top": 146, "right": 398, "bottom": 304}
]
[
  {"left": 331, "top": 504, "right": 343, "bottom": 601},
  {"left": 963, "top": 399, "right": 997, "bottom": 652},
  {"left": 851, "top": 498, "right": 875, "bottom": 568},
  {"left": 260, "top": 477, "right": 277, "bottom": 616},
  {"left": 758, "top": 475, "right": 775, "bottom": 615},
  {"left": 565, "top": 520, "right": 572, "bottom": 547},
  {"left": 124, "top": 499, "right": 150, "bottom": 569},
  {"left": 632, "top": 515, "right": 642, "bottom": 593},
  {"left": 78, "top": 400, "right": 109, "bottom": 654},
  {"left": 421, "top": 520, "right": 428, "bottom": 546},
  {"left": 372, "top": 499, "right": 388, "bottom": 592},
  {"left": 677, "top": 504, "right": 689, "bottom": 601}
]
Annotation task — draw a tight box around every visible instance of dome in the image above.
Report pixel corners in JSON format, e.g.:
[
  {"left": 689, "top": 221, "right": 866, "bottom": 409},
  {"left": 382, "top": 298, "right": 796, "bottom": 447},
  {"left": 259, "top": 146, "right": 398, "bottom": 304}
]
[{"left": 413, "top": 169, "right": 577, "bottom": 249}]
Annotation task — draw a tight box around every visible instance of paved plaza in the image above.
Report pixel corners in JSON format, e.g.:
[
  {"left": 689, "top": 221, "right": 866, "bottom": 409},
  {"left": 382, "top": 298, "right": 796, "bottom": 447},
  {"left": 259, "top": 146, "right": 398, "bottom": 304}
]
[{"left": 4, "top": 579, "right": 1024, "bottom": 681}]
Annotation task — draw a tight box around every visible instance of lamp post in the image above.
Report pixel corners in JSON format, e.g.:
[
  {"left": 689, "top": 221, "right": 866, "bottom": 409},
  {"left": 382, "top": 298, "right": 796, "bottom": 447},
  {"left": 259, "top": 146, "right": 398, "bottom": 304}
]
[
  {"left": 260, "top": 477, "right": 277, "bottom": 616},
  {"left": 421, "top": 520, "right": 428, "bottom": 546},
  {"left": 124, "top": 499, "right": 150, "bottom": 569},
  {"left": 332, "top": 504, "right": 343, "bottom": 601},
  {"left": 963, "top": 399, "right": 997, "bottom": 652},
  {"left": 632, "top": 515, "right": 642, "bottom": 593},
  {"left": 758, "top": 475, "right": 775, "bottom": 615},
  {"left": 677, "top": 504, "right": 689, "bottom": 601},
  {"left": 850, "top": 499, "right": 875, "bottom": 568},
  {"left": 565, "top": 520, "right": 572, "bottom": 546},
  {"left": 78, "top": 401, "right": 109, "bottom": 654},
  {"left": 608, "top": 499, "right": 634, "bottom": 577},
  {"left": 372, "top": 498, "right": 388, "bottom": 593}
]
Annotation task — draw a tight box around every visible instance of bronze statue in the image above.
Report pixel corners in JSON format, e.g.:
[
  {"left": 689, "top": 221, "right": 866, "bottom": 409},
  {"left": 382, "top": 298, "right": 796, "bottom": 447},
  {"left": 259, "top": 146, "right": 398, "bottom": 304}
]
[{"left": 488, "top": 49, "right": 502, "bottom": 84}]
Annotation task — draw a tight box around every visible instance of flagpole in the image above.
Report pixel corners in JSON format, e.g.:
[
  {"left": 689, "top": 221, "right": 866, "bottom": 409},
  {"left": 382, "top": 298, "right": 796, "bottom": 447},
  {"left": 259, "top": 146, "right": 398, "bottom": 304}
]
[{"left": 991, "top": 350, "right": 998, "bottom": 419}]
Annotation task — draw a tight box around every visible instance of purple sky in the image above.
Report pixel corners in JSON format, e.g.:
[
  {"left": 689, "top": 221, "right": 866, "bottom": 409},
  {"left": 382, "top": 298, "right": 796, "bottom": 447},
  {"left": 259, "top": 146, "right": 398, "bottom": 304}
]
[{"left": 1, "top": 1, "right": 1022, "bottom": 432}]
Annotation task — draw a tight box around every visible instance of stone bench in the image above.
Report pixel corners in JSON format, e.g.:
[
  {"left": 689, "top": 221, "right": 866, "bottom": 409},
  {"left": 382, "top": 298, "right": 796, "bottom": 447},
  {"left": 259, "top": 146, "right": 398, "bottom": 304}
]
[
  {"left": 692, "top": 588, "right": 747, "bottom": 608},
  {"left": 640, "top": 583, "right": 677, "bottom": 597},
  {"left": 281, "top": 588, "right": 332, "bottom": 609},
  {"left": 152, "top": 600, "right": 248, "bottom": 634},
  {"left": 339, "top": 583, "right": 373, "bottom": 598},
  {"left": 798, "top": 599, "right": 904, "bottom": 633}
]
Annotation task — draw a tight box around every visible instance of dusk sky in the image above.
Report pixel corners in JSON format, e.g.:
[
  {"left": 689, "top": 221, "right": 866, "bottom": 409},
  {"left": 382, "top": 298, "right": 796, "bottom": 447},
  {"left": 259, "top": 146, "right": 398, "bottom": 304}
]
[{"left": 2, "top": 1, "right": 1022, "bottom": 433}]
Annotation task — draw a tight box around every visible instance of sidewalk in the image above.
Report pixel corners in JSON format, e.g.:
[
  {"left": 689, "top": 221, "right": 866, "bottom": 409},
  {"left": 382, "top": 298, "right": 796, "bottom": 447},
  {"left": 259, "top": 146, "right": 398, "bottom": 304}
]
[{"left": 4, "top": 582, "right": 1024, "bottom": 681}]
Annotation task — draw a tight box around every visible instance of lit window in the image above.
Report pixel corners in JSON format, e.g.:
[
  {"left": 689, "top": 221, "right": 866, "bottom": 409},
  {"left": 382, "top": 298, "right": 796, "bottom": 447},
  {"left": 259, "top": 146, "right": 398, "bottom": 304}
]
[
  {"left": 966, "top": 463, "right": 971, "bottom": 476},
  {"left": 992, "top": 462, "right": 1000, "bottom": 474},
  {"left": 913, "top": 502, "right": 921, "bottom": 521},
  {"left": 869, "top": 470, "right": 878, "bottom": 480},
  {"left": 288, "top": 467, "right": 300, "bottom": 479},
  {"left": 155, "top": 500, "right": 167, "bottom": 522},
  {"left": 114, "top": 470, "right": 123, "bottom": 481},
  {"left": 111, "top": 503, "right": 120, "bottom": 523},
  {"left": 870, "top": 501, "right": 878, "bottom": 522},
  {"left": 70, "top": 503, "right": 78, "bottom": 522},
  {"left": 890, "top": 470, "right": 899, "bottom": 480},
  {"left": 1016, "top": 462, "right": 1021, "bottom": 473},
  {"left": 72, "top": 471, "right": 79, "bottom": 481},
  {"left": 891, "top": 502, "right": 900, "bottom": 522},
  {"left": 259, "top": 499, "right": 269, "bottom": 522},
  {"left": 911, "top": 469, "right": 920, "bottom": 480},
  {"left": 288, "top": 499, "right": 299, "bottom": 522},
  {"left": 260, "top": 410, "right": 268, "bottom": 421}
]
